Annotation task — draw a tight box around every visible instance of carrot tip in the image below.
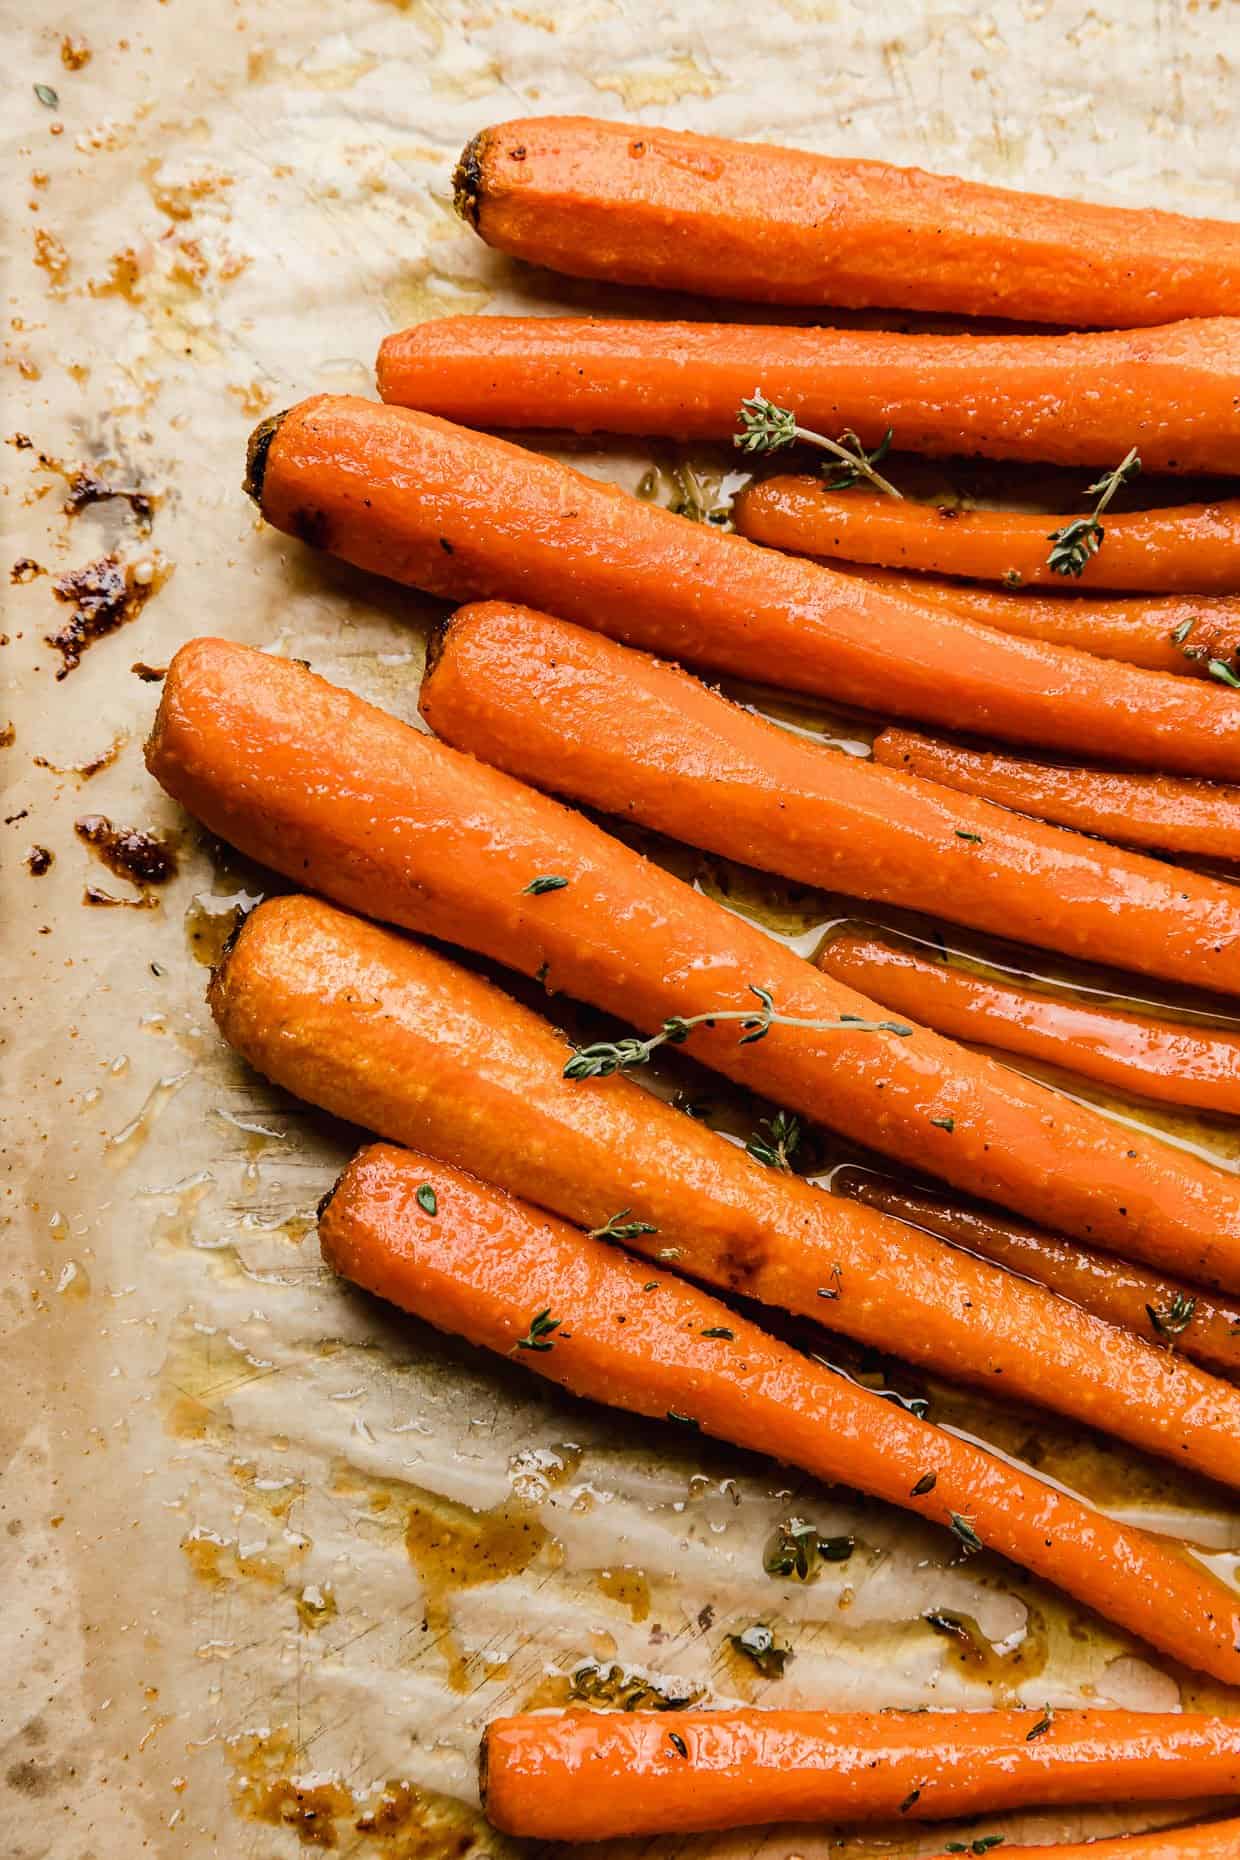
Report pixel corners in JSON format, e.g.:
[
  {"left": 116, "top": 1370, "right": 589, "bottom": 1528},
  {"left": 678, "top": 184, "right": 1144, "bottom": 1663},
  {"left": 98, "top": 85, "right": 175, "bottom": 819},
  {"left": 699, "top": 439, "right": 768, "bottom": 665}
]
[
  {"left": 453, "top": 131, "right": 486, "bottom": 228},
  {"left": 244, "top": 410, "right": 289, "bottom": 508}
]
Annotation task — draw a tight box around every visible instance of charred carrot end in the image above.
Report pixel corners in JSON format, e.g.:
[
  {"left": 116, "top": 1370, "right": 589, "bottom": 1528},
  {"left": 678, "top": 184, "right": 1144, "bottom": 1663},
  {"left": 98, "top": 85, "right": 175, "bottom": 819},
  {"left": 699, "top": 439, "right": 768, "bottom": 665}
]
[
  {"left": 871, "top": 724, "right": 1240, "bottom": 863},
  {"left": 734, "top": 475, "right": 1240, "bottom": 596},
  {"left": 455, "top": 115, "right": 1240, "bottom": 326},
  {"left": 247, "top": 397, "right": 1240, "bottom": 780},
  {"left": 479, "top": 1707, "right": 1240, "bottom": 1840},
  {"left": 243, "top": 410, "right": 289, "bottom": 505},
  {"left": 423, "top": 599, "right": 1240, "bottom": 999},
  {"left": 452, "top": 129, "right": 488, "bottom": 228},
  {"left": 321, "top": 1141, "right": 1240, "bottom": 1686},
  {"left": 835, "top": 1170, "right": 1240, "bottom": 1384},
  {"left": 208, "top": 892, "right": 1240, "bottom": 1495},
  {"left": 819, "top": 927, "right": 1240, "bottom": 1117},
  {"left": 376, "top": 315, "right": 1240, "bottom": 477}
]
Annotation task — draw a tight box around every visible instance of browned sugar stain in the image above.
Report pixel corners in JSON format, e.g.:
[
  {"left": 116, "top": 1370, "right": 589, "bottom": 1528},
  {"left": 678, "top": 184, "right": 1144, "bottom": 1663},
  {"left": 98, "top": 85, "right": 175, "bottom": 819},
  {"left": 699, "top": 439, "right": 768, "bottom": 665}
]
[
  {"left": 595, "top": 1563, "right": 651, "bottom": 1621},
  {"left": 924, "top": 1604, "right": 1049, "bottom": 1700},
  {"left": 404, "top": 1491, "right": 549, "bottom": 1693},
  {"left": 46, "top": 553, "right": 170, "bottom": 676}
]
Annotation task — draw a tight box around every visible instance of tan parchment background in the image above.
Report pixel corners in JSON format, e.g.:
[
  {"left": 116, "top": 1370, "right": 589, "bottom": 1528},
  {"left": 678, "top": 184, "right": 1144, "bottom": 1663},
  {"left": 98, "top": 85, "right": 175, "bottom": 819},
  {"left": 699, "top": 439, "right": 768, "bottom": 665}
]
[{"left": 5, "top": 2, "right": 1240, "bottom": 1855}]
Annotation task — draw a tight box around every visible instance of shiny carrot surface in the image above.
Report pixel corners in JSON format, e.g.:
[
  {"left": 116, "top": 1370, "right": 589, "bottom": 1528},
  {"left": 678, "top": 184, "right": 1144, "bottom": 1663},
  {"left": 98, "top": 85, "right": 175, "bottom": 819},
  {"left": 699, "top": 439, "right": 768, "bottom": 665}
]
[
  {"left": 246, "top": 397, "right": 1240, "bottom": 779},
  {"left": 321, "top": 1142, "right": 1240, "bottom": 1689},
  {"left": 819, "top": 928, "right": 1240, "bottom": 1116},
  {"left": 422, "top": 600, "right": 1240, "bottom": 995},
  {"left": 148, "top": 639, "right": 1240, "bottom": 1292},
  {"left": 735, "top": 476, "right": 1240, "bottom": 594},
  {"left": 457, "top": 116, "right": 1240, "bottom": 325},
  {"left": 919, "top": 1824, "right": 1240, "bottom": 1860},
  {"left": 206, "top": 894, "right": 1240, "bottom": 1485},
  {"left": 479, "top": 1705, "right": 1240, "bottom": 1839},
  {"left": 838, "top": 1171, "right": 1240, "bottom": 1382},
  {"left": 835, "top": 565, "right": 1240, "bottom": 680},
  {"left": 378, "top": 314, "right": 1240, "bottom": 475},
  {"left": 873, "top": 724, "right": 1240, "bottom": 862}
]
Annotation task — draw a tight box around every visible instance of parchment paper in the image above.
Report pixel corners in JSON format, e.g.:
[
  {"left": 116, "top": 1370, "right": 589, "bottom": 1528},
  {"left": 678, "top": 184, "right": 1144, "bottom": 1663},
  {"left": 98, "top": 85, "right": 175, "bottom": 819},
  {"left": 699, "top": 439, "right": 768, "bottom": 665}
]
[{"left": 5, "top": 2, "right": 1240, "bottom": 1854}]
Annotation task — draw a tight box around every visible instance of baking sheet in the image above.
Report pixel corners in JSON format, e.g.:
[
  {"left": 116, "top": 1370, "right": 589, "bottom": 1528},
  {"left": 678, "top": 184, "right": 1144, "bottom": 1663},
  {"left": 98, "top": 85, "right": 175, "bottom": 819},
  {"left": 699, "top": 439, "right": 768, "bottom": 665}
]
[{"left": 5, "top": 1, "right": 1240, "bottom": 1853}]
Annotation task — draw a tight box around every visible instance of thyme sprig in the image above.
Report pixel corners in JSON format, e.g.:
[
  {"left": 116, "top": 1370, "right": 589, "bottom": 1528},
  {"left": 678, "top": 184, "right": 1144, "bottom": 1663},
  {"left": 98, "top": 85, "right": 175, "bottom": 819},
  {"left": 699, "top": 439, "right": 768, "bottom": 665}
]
[
  {"left": 512, "top": 1307, "right": 561, "bottom": 1354},
  {"left": 1046, "top": 447, "right": 1141, "bottom": 577},
  {"left": 949, "top": 1512, "right": 983, "bottom": 1556},
  {"left": 589, "top": 1209, "right": 659, "bottom": 1242},
  {"left": 564, "top": 985, "right": 912, "bottom": 1080},
  {"left": 746, "top": 1109, "right": 802, "bottom": 1171},
  {"left": 735, "top": 391, "right": 903, "bottom": 500},
  {"left": 1147, "top": 1290, "right": 1196, "bottom": 1337}
]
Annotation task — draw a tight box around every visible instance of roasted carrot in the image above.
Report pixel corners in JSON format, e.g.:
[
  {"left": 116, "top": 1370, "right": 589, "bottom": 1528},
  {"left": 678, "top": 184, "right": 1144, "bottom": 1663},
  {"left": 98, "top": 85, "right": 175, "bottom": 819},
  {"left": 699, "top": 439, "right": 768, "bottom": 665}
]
[
  {"left": 734, "top": 476, "right": 1240, "bottom": 595},
  {"left": 149, "top": 639, "right": 1240, "bottom": 1292},
  {"left": 819, "top": 928, "right": 1240, "bottom": 1117},
  {"left": 321, "top": 1143, "right": 1240, "bottom": 1689},
  {"left": 835, "top": 1171, "right": 1240, "bottom": 1382},
  {"left": 835, "top": 565, "right": 1240, "bottom": 681},
  {"left": 456, "top": 116, "right": 1240, "bottom": 326},
  {"left": 479, "top": 1700, "right": 1240, "bottom": 1839},
  {"left": 245, "top": 397, "right": 1240, "bottom": 779},
  {"left": 422, "top": 600, "right": 1240, "bottom": 996},
  {"left": 920, "top": 1824, "right": 1240, "bottom": 1860},
  {"left": 378, "top": 314, "right": 1240, "bottom": 477},
  {"left": 207, "top": 892, "right": 1240, "bottom": 1486},
  {"left": 872, "top": 724, "right": 1240, "bottom": 863}
]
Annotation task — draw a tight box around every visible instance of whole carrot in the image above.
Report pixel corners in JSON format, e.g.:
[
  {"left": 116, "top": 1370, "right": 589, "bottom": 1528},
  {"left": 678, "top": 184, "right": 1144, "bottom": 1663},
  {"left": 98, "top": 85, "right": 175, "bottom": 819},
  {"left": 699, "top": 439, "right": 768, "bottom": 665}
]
[
  {"left": 208, "top": 893, "right": 1240, "bottom": 1484},
  {"left": 149, "top": 639, "right": 1240, "bottom": 1292},
  {"left": 919, "top": 1824, "right": 1240, "bottom": 1860},
  {"left": 377, "top": 314, "right": 1240, "bottom": 476},
  {"left": 834, "top": 565, "right": 1240, "bottom": 681},
  {"left": 734, "top": 476, "right": 1240, "bottom": 595},
  {"left": 819, "top": 928, "right": 1240, "bottom": 1117},
  {"left": 872, "top": 724, "right": 1240, "bottom": 863},
  {"left": 322, "top": 1143, "right": 1240, "bottom": 1689},
  {"left": 835, "top": 1170, "right": 1240, "bottom": 1382},
  {"left": 456, "top": 116, "right": 1240, "bottom": 326},
  {"left": 245, "top": 397, "right": 1240, "bottom": 779},
  {"left": 479, "top": 1701, "right": 1240, "bottom": 1839},
  {"left": 421, "top": 600, "right": 1240, "bottom": 996}
]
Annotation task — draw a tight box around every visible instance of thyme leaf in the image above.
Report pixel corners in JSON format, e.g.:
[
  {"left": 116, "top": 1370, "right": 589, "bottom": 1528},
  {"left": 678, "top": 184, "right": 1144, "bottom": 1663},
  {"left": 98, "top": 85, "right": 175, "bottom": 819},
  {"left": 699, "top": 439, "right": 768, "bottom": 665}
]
[
  {"left": 911, "top": 1471, "right": 938, "bottom": 1496},
  {"left": 734, "top": 391, "right": 904, "bottom": 500},
  {"left": 746, "top": 1109, "right": 802, "bottom": 1171},
  {"left": 523, "top": 874, "right": 569, "bottom": 895},
  {"left": 513, "top": 1306, "right": 561, "bottom": 1354},
  {"left": 415, "top": 1184, "right": 438, "bottom": 1216},
  {"left": 589, "top": 1209, "right": 659, "bottom": 1242},
  {"left": 34, "top": 82, "right": 59, "bottom": 108},
  {"left": 1026, "top": 1705, "right": 1053, "bottom": 1742},
  {"left": 949, "top": 1512, "right": 983, "bottom": 1556},
  {"left": 1046, "top": 447, "right": 1141, "bottom": 577},
  {"left": 1147, "top": 1290, "right": 1196, "bottom": 1337},
  {"left": 1208, "top": 658, "right": 1240, "bottom": 689}
]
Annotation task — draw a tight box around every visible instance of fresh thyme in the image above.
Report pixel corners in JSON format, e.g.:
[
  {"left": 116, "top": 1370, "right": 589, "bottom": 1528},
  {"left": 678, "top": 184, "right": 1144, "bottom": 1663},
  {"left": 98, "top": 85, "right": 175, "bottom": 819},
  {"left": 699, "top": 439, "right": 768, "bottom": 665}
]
[
  {"left": 746, "top": 1109, "right": 802, "bottom": 1171},
  {"left": 588, "top": 1209, "right": 659, "bottom": 1242},
  {"left": 523, "top": 875, "right": 569, "bottom": 895},
  {"left": 667, "top": 1732, "right": 689, "bottom": 1758},
  {"left": 949, "top": 1512, "right": 983, "bottom": 1556},
  {"left": 1026, "top": 1705, "right": 1053, "bottom": 1742},
  {"left": 734, "top": 391, "right": 904, "bottom": 500},
  {"left": 701, "top": 1326, "right": 734, "bottom": 1339},
  {"left": 563, "top": 985, "right": 912, "bottom": 1079},
  {"left": 955, "top": 829, "right": 983, "bottom": 844},
  {"left": 911, "top": 1471, "right": 938, "bottom": 1497},
  {"left": 763, "top": 1517, "right": 853, "bottom": 1580},
  {"left": 34, "top": 82, "right": 59, "bottom": 108},
  {"left": 946, "top": 1840, "right": 1005, "bottom": 1856},
  {"left": 1046, "top": 447, "right": 1141, "bottom": 577},
  {"left": 930, "top": 1116, "right": 955, "bottom": 1133},
  {"left": 513, "top": 1307, "right": 561, "bottom": 1353},
  {"left": 1170, "top": 617, "right": 1197, "bottom": 646},
  {"left": 729, "top": 1622, "right": 790, "bottom": 1678},
  {"left": 415, "top": 1184, "right": 438, "bottom": 1216},
  {"left": 666, "top": 1410, "right": 700, "bottom": 1428},
  {"left": 1147, "top": 1290, "right": 1196, "bottom": 1337},
  {"left": 1208, "top": 658, "right": 1240, "bottom": 689}
]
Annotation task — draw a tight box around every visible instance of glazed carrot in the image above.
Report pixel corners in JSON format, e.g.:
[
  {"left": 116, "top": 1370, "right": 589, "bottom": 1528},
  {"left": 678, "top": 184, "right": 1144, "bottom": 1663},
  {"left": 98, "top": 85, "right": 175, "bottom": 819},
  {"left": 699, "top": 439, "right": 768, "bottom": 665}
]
[
  {"left": 456, "top": 116, "right": 1240, "bottom": 326},
  {"left": 835, "top": 1171, "right": 1240, "bottom": 1382},
  {"left": 245, "top": 397, "right": 1240, "bottom": 779},
  {"left": 819, "top": 928, "right": 1240, "bottom": 1117},
  {"left": 149, "top": 639, "right": 1240, "bottom": 1292},
  {"left": 872, "top": 724, "right": 1240, "bottom": 862},
  {"left": 479, "top": 1701, "right": 1240, "bottom": 1839},
  {"left": 321, "top": 1143, "right": 1240, "bottom": 1688},
  {"left": 835, "top": 565, "right": 1240, "bottom": 680},
  {"left": 919, "top": 1824, "right": 1240, "bottom": 1860},
  {"left": 421, "top": 600, "right": 1240, "bottom": 996},
  {"left": 378, "top": 315, "right": 1240, "bottom": 476},
  {"left": 207, "top": 893, "right": 1240, "bottom": 1486},
  {"left": 734, "top": 477, "right": 1240, "bottom": 595}
]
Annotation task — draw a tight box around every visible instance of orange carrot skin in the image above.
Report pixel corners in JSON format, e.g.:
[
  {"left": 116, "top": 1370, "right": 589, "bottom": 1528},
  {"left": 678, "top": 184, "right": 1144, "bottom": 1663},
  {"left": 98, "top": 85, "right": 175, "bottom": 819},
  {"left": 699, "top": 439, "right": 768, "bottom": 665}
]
[
  {"left": 422, "top": 601, "right": 1240, "bottom": 997},
  {"left": 248, "top": 397, "right": 1240, "bottom": 781},
  {"left": 149, "top": 639, "right": 1240, "bottom": 1294},
  {"left": 209, "top": 895, "right": 1240, "bottom": 1483},
  {"left": 458, "top": 117, "right": 1240, "bottom": 326},
  {"left": 322, "top": 1144, "right": 1240, "bottom": 1691},
  {"left": 378, "top": 315, "right": 1240, "bottom": 476},
  {"left": 480, "top": 1704, "right": 1240, "bottom": 1839},
  {"left": 921, "top": 1824, "right": 1240, "bottom": 1860},
  {"left": 836, "top": 564, "right": 1240, "bottom": 681},
  {"left": 873, "top": 724, "right": 1240, "bottom": 863},
  {"left": 836, "top": 1170, "right": 1240, "bottom": 1383},
  {"left": 735, "top": 476, "right": 1240, "bottom": 595},
  {"left": 819, "top": 928, "right": 1240, "bottom": 1117}
]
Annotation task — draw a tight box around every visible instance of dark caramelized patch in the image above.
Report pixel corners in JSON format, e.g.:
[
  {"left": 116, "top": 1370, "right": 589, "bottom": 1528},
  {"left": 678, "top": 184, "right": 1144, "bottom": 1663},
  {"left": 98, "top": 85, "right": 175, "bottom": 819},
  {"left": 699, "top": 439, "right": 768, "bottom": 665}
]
[
  {"left": 46, "top": 555, "right": 166, "bottom": 677},
  {"left": 10, "top": 558, "right": 44, "bottom": 584},
  {"left": 74, "top": 814, "right": 177, "bottom": 885},
  {"left": 451, "top": 130, "right": 487, "bottom": 227},
  {"left": 289, "top": 506, "right": 330, "bottom": 550},
  {"left": 61, "top": 465, "right": 155, "bottom": 530},
  {"left": 26, "top": 846, "right": 53, "bottom": 875}
]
